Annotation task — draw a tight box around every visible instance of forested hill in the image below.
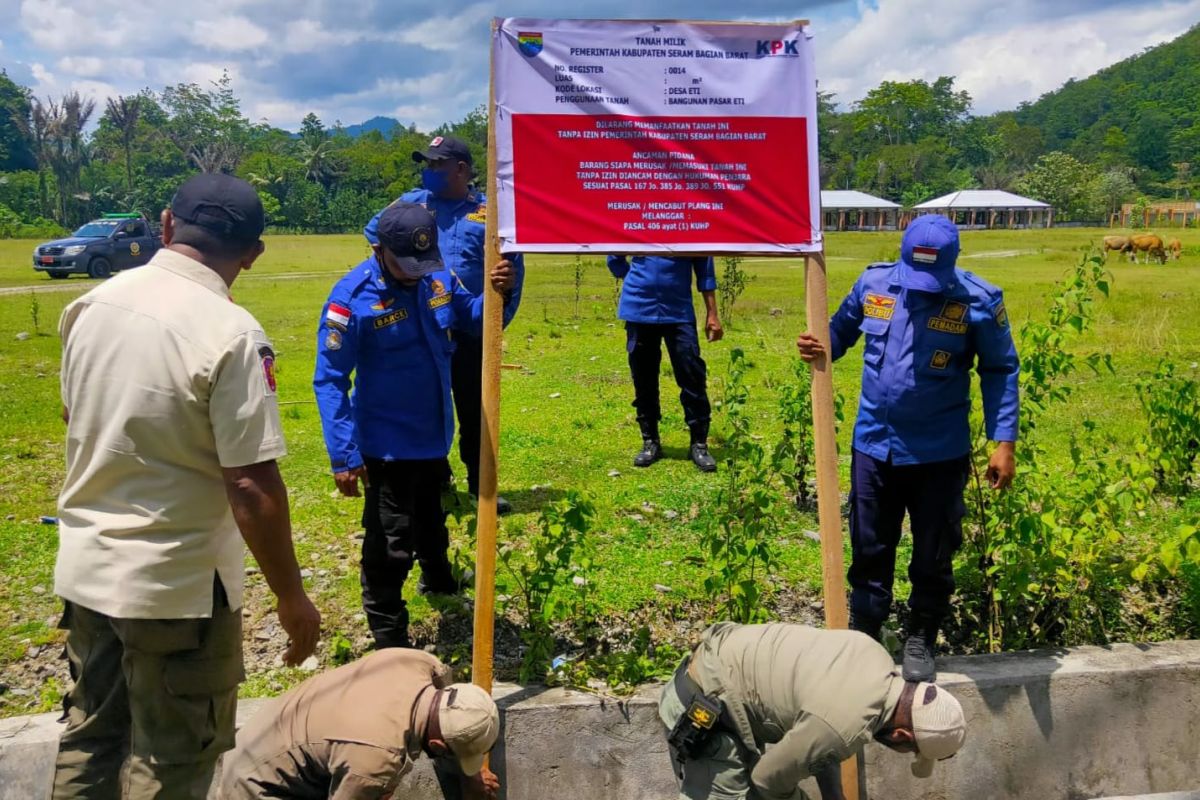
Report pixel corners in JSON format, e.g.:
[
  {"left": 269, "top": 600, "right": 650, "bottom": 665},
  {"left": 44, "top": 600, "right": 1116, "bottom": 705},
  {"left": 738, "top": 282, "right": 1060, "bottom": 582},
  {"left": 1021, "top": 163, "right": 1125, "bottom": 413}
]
[{"left": 1010, "top": 23, "right": 1200, "bottom": 183}]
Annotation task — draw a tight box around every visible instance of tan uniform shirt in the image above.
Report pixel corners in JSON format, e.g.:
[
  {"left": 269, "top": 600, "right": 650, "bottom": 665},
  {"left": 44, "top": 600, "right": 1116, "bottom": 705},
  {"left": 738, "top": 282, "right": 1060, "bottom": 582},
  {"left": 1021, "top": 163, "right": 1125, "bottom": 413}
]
[
  {"left": 690, "top": 623, "right": 904, "bottom": 799},
  {"left": 55, "top": 248, "right": 286, "bottom": 618},
  {"left": 221, "top": 649, "right": 452, "bottom": 800}
]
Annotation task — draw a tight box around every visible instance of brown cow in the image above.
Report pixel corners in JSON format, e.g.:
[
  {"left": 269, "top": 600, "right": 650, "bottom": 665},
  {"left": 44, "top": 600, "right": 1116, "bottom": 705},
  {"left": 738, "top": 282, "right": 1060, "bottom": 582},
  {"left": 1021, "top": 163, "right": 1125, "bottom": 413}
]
[
  {"left": 1129, "top": 234, "right": 1167, "bottom": 264},
  {"left": 1102, "top": 235, "right": 1132, "bottom": 261},
  {"left": 1168, "top": 237, "right": 1183, "bottom": 261}
]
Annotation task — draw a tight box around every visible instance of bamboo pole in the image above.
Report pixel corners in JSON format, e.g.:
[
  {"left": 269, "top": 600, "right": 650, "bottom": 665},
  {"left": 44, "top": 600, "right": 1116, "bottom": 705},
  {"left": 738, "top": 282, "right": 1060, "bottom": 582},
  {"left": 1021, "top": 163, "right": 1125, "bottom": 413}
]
[
  {"left": 473, "top": 20, "right": 502, "bottom": 697},
  {"left": 804, "top": 250, "right": 859, "bottom": 798}
]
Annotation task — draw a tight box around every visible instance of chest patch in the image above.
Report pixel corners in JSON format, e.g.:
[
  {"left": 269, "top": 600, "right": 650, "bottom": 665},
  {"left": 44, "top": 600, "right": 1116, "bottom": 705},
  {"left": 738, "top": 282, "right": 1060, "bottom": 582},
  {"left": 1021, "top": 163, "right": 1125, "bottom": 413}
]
[
  {"left": 940, "top": 300, "right": 968, "bottom": 322},
  {"left": 862, "top": 293, "right": 897, "bottom": 320},
  {"left": 930, "top": 349, "right": 951, "bottom": 370},
  {"left": 466, "top": 204, "right": 486, "bottom": 224},
  {"left": 374, "top": 308, "right": 409, "bottom": 329},
  {"left": 928, "top": 299, "right": 970, "bottom": 333},
  {"left": 428, "top": 293, "right": 452, "bottom": 310}
]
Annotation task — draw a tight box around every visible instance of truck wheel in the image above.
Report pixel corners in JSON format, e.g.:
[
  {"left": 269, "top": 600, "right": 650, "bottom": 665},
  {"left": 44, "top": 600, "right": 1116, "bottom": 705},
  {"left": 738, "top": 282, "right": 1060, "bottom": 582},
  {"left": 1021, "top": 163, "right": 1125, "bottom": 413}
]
[
  {"left": 87, "top": 257, "right": 112, "bottom": 279},
  {"left": 48, "top": 271, "right": 69, "bottom": 279}
]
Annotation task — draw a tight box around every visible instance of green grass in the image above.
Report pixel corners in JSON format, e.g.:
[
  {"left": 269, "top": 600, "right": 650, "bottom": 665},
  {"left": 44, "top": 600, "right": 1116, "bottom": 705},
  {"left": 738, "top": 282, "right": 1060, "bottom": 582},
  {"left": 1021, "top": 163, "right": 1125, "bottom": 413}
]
[{"left": 1, "top": 227, "right": 1198, "bottom": 708}]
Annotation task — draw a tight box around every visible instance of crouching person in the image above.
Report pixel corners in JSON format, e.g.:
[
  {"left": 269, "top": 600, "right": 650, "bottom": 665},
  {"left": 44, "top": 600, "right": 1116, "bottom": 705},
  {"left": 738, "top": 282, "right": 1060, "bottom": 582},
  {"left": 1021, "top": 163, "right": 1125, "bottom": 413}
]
[
  {"left": 660, "top": 623, "right": 966, "bottom": 800},
  {"left": 220, "top": 649, "right": 500, "bottom": 799}
]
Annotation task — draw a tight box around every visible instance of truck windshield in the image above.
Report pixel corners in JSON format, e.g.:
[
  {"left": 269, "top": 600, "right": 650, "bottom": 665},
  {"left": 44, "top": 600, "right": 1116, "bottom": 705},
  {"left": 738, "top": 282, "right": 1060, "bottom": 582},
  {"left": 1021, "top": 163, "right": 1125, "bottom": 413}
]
[{"left": 72, "top": 220, "right": 122, "bottom": 238}]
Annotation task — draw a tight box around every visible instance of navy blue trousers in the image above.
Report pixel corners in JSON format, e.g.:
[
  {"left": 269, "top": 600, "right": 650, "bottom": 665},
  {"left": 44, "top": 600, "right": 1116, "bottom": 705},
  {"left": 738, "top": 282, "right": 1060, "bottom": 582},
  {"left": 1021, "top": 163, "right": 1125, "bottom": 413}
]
[
  {"left": 625, "top": 321, "right": 711, "bottom": 431},
  {"left": 848, "top": 448, "right": 970, "bottom": 622}
]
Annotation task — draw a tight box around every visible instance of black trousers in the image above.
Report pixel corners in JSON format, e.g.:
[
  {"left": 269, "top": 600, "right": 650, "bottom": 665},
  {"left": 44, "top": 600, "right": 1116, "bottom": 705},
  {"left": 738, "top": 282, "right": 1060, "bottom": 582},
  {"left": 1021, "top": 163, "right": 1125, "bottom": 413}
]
[
  {"left": 360, "top": 457, "right": 455, "bottom": 648},
  {"left": 847, "top": 449, "right": 970, "bottom": 623},
  {"left": 450, "top": 332, "right": 483, "bottom": 495},
  {"left": 625, "top": 321, "right": 711, "bottom": 432}
]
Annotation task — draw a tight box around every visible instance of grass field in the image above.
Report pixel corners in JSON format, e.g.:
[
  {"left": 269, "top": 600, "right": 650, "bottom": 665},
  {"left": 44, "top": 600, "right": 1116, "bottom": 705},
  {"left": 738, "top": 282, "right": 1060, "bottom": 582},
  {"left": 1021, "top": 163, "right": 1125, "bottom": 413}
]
[{"left": 1, "top": 226, "right": 1198, "bottom": 713}]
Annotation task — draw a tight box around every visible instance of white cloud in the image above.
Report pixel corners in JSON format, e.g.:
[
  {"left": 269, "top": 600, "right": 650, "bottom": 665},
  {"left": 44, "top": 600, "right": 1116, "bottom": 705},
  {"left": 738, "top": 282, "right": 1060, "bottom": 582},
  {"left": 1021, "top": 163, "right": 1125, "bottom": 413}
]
[
  {"left": 189, "top": 16, "right": 270, "bottom": 51},
  {"left": 817, "top": 0, "right": 1200, "bottom": 113},
  {"left": 6, "top": 0, "right": 1198, "bottom": 133},
  {"left": 388, "top": 3, "right": 495, "bottom": 53},
  {"left": 280, "top": 19, "right": 362, "bottom": 54},
  {"left": 58, "top": 56, "right": 146, "bottom": 80}
]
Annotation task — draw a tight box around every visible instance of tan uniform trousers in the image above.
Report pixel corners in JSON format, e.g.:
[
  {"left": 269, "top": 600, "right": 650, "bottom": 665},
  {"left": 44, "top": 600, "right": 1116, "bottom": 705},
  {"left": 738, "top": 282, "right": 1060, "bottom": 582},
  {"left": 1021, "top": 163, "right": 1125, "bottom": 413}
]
[{"left": 52, "top": 577, "right": 244, "bottom": 800}]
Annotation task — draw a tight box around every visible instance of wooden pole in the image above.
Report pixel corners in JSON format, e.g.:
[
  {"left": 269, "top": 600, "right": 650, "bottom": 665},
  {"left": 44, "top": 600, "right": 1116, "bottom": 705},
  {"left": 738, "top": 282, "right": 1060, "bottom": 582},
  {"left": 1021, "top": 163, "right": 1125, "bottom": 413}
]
[
  {"left": 473, "top": 20, "right": 502, "bottom": 697},
  {"left": 804, "top": 250, "right": 859, "bottom": 798}
]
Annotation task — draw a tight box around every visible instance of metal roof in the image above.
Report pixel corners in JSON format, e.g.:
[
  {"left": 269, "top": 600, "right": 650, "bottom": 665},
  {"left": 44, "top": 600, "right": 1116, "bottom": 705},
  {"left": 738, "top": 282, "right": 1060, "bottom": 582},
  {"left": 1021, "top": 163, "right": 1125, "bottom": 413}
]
[
  {"left": 913, "top": 190, "right": 1050, "bottom": 209},
  {"left": 821, "top": 190, "right": 900, "bottom": 209}
]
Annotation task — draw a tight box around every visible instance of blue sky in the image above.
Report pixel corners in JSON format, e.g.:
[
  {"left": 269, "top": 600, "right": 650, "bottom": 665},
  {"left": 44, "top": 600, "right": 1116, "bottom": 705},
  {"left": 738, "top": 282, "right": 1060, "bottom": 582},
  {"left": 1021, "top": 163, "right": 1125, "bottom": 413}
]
[{"left": 1, "top": 0, "right": 1197, "bottom": 131}]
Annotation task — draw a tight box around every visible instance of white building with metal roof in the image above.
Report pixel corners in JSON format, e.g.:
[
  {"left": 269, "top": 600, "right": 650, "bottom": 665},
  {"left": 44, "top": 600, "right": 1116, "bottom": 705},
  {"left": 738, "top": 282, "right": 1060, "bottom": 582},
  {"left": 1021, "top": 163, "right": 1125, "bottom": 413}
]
[
  {"left": 913, "top": 190, "right": 1053, "bottom": 229},
  {"left": 820, "top": 190, "right": 901, "bottom": 231}
]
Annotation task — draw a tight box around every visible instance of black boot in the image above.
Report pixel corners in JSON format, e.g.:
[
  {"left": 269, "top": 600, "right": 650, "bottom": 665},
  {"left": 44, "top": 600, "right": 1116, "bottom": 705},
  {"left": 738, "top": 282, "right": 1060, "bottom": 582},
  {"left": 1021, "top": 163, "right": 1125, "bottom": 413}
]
[
  {"left": 367, "top": 607, "right": 411, "bottom": 650},
  {"left": 902, "top": 615, "right": 941, "bottom": 682},
  {"left": 689, "top": 424, "right": 717, "bottom": 472},
  {"left": 849, "top": 611, "right": 884, "bottom": 642},
  {"left": 634, "top": 420, "right": 662, "bottom": 468}
]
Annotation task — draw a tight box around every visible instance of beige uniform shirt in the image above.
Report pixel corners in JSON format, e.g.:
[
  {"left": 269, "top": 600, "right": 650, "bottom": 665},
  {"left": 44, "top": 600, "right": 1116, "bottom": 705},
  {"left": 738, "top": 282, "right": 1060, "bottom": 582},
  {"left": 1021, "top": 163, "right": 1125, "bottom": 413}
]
[
  {"left": 690, "top": 623, "right": 904, "bottom": 800},
  {"left": 55, "top": 248, "right": 286, "bottom": 619},
  {"left": 221, "top": 649, "right": 452, "bottom": 800}
]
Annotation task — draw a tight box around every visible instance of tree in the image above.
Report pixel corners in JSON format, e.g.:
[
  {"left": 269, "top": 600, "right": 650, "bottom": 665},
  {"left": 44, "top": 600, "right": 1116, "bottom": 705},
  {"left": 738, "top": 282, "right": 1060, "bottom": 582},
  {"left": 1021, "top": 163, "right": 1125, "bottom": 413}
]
[
  {"left": 1015, "top": 151, "right": 1097, "bottom": 222},
  {"left": 41, "top": 93, "right": 96, "bottom": 226},
  {"left": 162, "top": 71, "right": 252, "bottom": 173},
  {"left": 0, "top": 70, "right": 36, "bottom": 171},
  {"left": 13, "top": 96, "right": 54, "bottom": 218},
  {"left": 104, "top": 95, "right": 143, "bottom": 195},
  {"left": 1088, "top": 168, "right": 1137, "bottom": 223}
]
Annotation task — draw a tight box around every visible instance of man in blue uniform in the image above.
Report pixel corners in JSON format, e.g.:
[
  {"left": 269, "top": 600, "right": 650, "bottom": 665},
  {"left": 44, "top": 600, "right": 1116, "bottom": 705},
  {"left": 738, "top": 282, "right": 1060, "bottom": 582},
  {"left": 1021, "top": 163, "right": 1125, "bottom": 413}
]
[
  {"left": 797, "top": 214, "right": 1019, "bottom": 682},
  {"left": 315, "top": 202, "right": 516, "bottom": 649},
  {"left": 607, "top": 255, "right": 723, "bottom": 471},
  {"left": 365, "top": 134, "right": 524, "bottom": 514}
]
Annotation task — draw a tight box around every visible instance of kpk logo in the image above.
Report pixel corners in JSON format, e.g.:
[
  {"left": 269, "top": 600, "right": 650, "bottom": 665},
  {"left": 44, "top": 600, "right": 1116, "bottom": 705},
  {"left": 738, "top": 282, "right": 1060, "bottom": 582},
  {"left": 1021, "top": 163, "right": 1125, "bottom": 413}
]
[
  {"left": 756, "top": 39, "right": 800, "bottom": 56},
  {"left": 518, "top": 31, "right": 543, "bottom": 57}
]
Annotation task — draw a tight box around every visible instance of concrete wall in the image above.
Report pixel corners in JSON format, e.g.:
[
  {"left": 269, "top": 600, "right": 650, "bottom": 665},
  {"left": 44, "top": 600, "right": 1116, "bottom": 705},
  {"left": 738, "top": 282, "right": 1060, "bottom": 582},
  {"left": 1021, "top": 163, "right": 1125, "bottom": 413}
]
[{"left": 3, "top": 641, "right": 1199, "bottom": 800}]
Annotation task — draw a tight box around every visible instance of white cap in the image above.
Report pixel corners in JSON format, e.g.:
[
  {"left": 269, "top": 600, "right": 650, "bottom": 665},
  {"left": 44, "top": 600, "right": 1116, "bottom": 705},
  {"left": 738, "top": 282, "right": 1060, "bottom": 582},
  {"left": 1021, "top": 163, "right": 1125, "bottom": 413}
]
[
  {"left": 437, "top": 683, "right": 500, "bottom": 776},
  {"left": 909, "top": 682, "right": 966, "bottom": 778}
]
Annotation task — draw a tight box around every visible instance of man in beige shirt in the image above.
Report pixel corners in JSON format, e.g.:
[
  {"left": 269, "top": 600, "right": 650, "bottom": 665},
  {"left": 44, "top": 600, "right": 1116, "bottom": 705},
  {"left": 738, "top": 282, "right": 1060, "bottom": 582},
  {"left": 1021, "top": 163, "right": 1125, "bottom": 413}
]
[
  {"left": 660, "top": 623, "right": 966, "bottom": 800},
  {"left": 220, "top": 649, "right": 501, "bottom": 799},
  {"left": 53, "top": 173, "right": 321, "bottom": 799}
]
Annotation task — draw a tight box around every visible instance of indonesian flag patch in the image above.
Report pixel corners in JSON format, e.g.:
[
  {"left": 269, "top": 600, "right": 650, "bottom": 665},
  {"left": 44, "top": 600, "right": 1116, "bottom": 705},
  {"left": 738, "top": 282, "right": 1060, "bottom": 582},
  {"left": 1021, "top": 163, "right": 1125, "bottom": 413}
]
[
  {"left": 912, "top": 245, "right": 940, "bottom": 264},
  {"left": 326, "top": 302, "right": 351, "bottom": 330}
]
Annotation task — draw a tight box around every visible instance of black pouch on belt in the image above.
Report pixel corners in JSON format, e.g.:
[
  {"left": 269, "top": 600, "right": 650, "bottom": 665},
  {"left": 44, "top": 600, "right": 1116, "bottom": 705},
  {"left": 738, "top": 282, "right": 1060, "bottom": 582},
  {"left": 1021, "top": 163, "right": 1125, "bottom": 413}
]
[{"left": 667, "top": 660, "right": 724, "bottom": 777}]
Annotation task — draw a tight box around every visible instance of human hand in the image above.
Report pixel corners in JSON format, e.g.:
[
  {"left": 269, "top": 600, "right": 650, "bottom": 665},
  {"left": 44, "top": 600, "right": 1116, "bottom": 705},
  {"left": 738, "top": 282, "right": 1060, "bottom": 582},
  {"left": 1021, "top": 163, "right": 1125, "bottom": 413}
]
[
  {"left": 462, "top": 766, "right": 500, "bottom": 800},
  {"left": 277, "top": 591, "right": 321, "bottom": 666},
  {"left": 706, "top": 313, "right": 724, "bottom": 342},
  {"left": 334, "top": 466, "right": 369, "bottom": 498},
  {"left": 796, "top": 332, "right": 825, "bottom": 363},
  {"left": 490, "top": 259, "right": 515, "bottom": 292},
  {"left": 987, "top": 442, "right": 1016, "bottom": 490}
]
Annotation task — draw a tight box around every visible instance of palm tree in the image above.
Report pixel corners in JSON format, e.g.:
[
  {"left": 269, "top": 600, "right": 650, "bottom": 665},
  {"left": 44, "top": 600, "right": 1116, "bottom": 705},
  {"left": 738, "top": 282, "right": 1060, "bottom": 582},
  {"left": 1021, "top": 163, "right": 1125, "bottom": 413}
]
[
  {"left": 12, "top": 98, "right": 53, "bottom": 218},
  {"left": 105, "top": 95, "right": 142, "bottom": 196},
  {"left": 297, "top": 136, "right": 340, "bottom": 190},
  {"left": 44, "top": 93, "right": 96, "bottom": 226}
]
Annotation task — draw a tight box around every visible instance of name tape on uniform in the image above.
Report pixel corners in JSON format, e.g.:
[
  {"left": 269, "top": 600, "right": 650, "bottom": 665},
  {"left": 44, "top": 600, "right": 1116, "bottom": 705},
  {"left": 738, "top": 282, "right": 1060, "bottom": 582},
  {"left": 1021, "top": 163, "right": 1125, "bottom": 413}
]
[{"left": 374, "top": 309, "right": 409, "bottom": 329}]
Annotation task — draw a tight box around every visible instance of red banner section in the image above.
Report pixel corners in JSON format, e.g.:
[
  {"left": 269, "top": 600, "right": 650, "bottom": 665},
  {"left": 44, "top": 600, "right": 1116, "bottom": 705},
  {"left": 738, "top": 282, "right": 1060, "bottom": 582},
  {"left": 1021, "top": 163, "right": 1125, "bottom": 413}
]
[{"left": 511, "top": 114, "right": 811, "bottom": 247}]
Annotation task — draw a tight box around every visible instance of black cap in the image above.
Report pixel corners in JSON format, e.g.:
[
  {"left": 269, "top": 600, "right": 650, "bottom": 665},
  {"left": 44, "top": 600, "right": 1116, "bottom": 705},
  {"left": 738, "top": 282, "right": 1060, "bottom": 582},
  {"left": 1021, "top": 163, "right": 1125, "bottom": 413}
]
[
  {"left": 170, "top": 173, "right": 265, "bottom": 242},
  {"left": 376, "top": 202, "right": 443, "bottom": 278},
  {"left": 411, "top": 134, "right": 473, "bottom": 165}
]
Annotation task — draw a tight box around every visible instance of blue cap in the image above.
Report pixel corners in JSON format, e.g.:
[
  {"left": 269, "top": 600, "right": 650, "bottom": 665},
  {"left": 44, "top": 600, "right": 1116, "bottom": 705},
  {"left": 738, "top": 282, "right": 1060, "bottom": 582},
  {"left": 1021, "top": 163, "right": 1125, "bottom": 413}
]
[
  {"left": 898, "top": 215, "right": 960, "bottom": 292},
  {"left": 376, "top": 202, "right": 443, "bottom": 278}
]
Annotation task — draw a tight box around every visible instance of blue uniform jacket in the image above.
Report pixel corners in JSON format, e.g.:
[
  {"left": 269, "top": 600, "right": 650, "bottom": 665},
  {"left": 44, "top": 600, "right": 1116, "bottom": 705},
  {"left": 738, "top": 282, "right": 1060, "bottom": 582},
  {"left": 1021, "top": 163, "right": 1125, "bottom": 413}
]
[
  {"left": 606, "top": 255, "right": 717, "bottom": 324},
  {"left": 829, "top": 262, "right": 1020, "bottom": 464},
  {"left": 313, "top": 257, "right": 511, "bottom": 470},
  {"left": 364, "top": 190, "right": 524, "bottom": 330}
]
